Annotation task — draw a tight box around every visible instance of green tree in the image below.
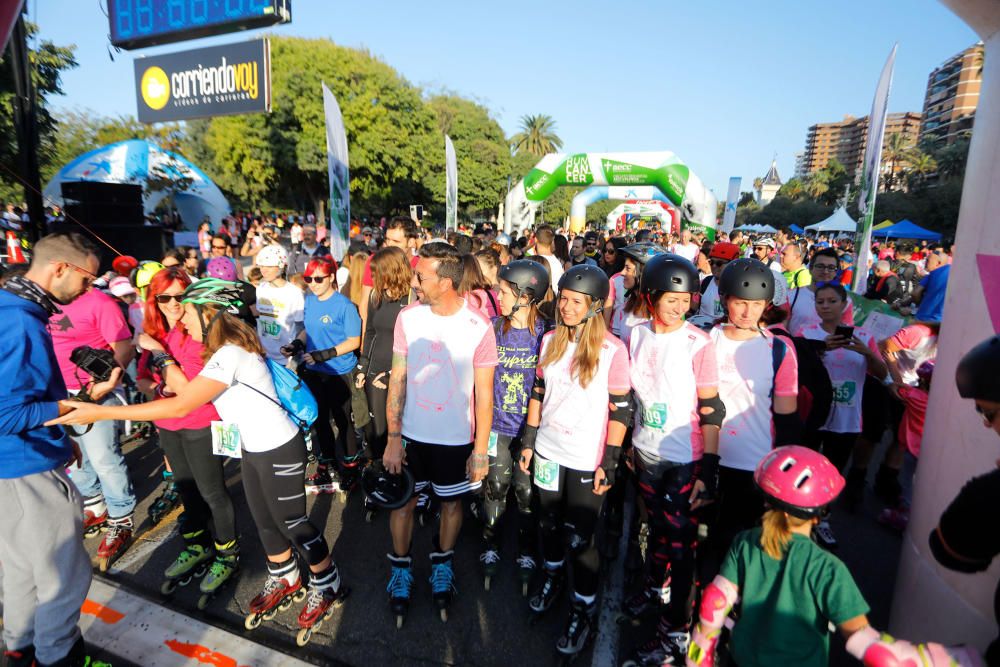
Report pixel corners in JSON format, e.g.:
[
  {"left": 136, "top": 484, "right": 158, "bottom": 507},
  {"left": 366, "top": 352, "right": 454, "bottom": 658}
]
[
  {"left": 933, "top": 137, "right": 970, "bottom": 180},
  {"left": 882, "top": 132, "right": 913, "bottom": 192},
  {"left": 185, "top": 37, "right": 441, "bottom": 215},
  {"left": 905, "top": 149, "right": 938, "bottom": 193},
  {"left": 510, "top": 114, "right": 563, "bottom": 157},
  {"left": 777, "top": 177, "right": 806, "bottom": 200},
  {"left": 426, "top": 94, "right": 511, "bottom": 217},
  {"left": 0, "top": 23, "right": 77, "bottom": 203}
]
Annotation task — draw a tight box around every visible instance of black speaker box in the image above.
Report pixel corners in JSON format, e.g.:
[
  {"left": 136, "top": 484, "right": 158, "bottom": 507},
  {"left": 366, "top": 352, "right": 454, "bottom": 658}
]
[
  {"left": 50, "top": 222, "right": 172, "bottom": 273},
  {"left": 61, "top": 181, "right": 142, "bottom": 207}
]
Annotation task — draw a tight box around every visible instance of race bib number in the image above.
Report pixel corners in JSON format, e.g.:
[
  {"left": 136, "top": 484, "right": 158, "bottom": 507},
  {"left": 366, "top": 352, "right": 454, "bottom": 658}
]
[
  {"left": 832, "top": 381, "right": 858, "bottom": 407},
  {"left": 641, "top": 402, "right": 668, "bottom": 430},
  {"left": 211, "top": 421, "right": 243, "bottom": 459},
  {"left": 533, "top": 455, "right": 560, "bottom": 492},
  {"left": 260, "top": 320, "right": 281, "bottom": 338},
  {"left": 488, "top": 431, "right": 499, "bottom": 458}
]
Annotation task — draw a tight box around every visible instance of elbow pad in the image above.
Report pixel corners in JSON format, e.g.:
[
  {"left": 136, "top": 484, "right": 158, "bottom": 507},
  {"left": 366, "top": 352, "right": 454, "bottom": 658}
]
[
  {"left": 309, "top": 346, "right": 338, "bottom": 363},
  {"left": 531, "top": 376, "right": 546, "bottom": 401},
  {"left": 608, "top": 392, "right": 633, "bottom": 427},
  {"left": 697, "top": 394, "right": 726, "bottom": 428},
  {"left": 688, "top": 576, "right": 739, "bottom": 667},
  {"left": 773, "top": 411, "right": 802, "bottom": 447}
]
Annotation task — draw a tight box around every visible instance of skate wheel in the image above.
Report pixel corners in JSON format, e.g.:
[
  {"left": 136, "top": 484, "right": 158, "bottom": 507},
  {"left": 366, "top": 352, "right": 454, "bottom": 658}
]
[
  {"left": 278, "top": 598, "right": 293, "bottom": 612},
  {"left": 262, "top": 608, "right": 277, "bottom": 621},
  {"left": 364, "top": 510, "right": 375, "bottom": 523},
  {"left": 293, "top": 589, "right": 307, "bottom": 602},
  {"left": 484, "top": 575, "right": 491, "bottom": 592},
  {"left": 161, "top": 579, "right": 177, "bottom": 596},
  {"left": 295, "top": 627, "right": 313, "bottom": 647},
  {"left": 197, "top": 594, "right": 211, "bottom": 611},
  {"left": 521, "top": 581, "right": 529, "bottom": 597},
  {"left": 244, "top": 614, "right": 262, "bottom": 630},
  {"left": 439, "top": 608, "right": 448, "bottom": 623},
  {"left": 395, "top": 614, "right": 405, "bottom": 629}
]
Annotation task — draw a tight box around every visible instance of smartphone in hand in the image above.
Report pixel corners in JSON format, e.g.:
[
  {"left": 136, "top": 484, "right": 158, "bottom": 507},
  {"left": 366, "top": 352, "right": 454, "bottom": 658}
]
[{"left": 835, "top": 325, "right": 855, "bottom": 339}]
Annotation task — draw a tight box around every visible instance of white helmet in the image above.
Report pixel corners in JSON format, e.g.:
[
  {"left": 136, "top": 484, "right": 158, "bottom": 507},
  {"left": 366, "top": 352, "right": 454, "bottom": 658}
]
[{"left": 256, "top": 244, "right": 288, "bottom": 268}]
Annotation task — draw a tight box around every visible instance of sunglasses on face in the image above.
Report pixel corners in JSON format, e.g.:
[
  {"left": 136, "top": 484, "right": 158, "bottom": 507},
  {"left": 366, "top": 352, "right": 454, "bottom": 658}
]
[
  {"left": 604, "top": 247, "right": 616, "bottom": 254},
  {"left": 303, "top": 275, "right": 330, "bottom": 283},
  {"left": 212, "top": 244, "right": 227, "bottom": 250},
  {"left": 155, "top": 294, "right": 184, "bottom": 304},
  {"left": 709, "top": 259, "right": 729, "bottom": 267}
]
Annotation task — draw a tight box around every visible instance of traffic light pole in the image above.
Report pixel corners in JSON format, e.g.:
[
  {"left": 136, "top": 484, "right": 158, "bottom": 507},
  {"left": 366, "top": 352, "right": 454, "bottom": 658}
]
[{"left": 9, "top": 12, "right": 45, "bottom": 243}]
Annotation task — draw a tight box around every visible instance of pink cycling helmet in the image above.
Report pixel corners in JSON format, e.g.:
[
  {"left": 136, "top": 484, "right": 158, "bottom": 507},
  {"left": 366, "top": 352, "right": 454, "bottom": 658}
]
[
  {"left": 206, "top": 256, "right": 238, "bottom": 281},
  {"left": 754, "top": 446, "right": 845, "bottom": 519}
]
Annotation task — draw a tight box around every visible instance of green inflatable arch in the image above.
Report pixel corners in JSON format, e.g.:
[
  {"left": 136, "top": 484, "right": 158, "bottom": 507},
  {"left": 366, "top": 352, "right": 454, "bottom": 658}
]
[{"left": 502, "top": 151, "right": 717, "bottom": 237}]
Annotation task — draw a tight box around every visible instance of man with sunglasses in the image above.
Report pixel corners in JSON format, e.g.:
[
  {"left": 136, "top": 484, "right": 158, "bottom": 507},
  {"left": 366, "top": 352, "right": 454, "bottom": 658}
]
[
  {"left": 0, "top": 232, "right": 121, "bottom": 666},
  {"left": 752, "top": 238, "right": 783, "bottom": 273},
  {"left": 697, "top": 242, "right": 741, "bottom": 319},
  {"left": 929, "top": 336, "right": 1000, "bottom": 665}
]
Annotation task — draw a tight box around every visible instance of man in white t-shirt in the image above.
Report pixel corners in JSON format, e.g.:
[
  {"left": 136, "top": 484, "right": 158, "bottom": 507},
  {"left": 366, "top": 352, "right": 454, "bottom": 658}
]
[
  {"left": 383, "top": 241, "right": 497, "bottom": 618},
  {"left": 254, "top": 245, "right": 304, "bottom": 363},
  {"left": 671, "top": 228, "right": 700, "bottom": 264},
  {"left": 532, "top": 225, "right": 564, "bottom": 287}
]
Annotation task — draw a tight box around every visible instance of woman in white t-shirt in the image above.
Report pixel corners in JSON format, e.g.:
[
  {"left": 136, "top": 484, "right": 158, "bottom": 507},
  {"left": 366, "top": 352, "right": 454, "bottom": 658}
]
[
  {"left": 705, "top": 259, "right": 800, "bottom": 574},
  {"left": 49, "top": 279, "right": 348, "bottom": 640},
  {"left": 611, "top": 242, "right": 667, "bottom": 347},
  {"left": 517, "top": 264, "right": 630, "bottom": 659},
  {"left": 620, "top": 253, "right": 724, "bottom": 666},
  {"left": 254, "top": 244, "right": 305, "bottom": 364}
]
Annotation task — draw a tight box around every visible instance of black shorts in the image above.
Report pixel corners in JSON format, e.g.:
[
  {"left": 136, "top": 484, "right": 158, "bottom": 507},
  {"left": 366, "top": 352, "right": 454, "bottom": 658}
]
[{"left": 403, "top": 437, "right": 481, "bottom": 499}]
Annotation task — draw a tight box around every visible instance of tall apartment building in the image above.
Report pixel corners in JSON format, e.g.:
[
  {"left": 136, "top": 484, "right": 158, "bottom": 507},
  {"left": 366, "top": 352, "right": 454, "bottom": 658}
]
[
  {"left": 799, "top": 111, "right": 922, "bottom": 184},
  {"left": 920, "top": 42, "right": 983, "bottom": 145}
]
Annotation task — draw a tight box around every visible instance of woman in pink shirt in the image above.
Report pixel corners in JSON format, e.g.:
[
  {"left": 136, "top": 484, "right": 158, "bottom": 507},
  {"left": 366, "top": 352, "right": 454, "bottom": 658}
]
[{"left": 136, "top": 267, "right": 239, "bottom": 606}]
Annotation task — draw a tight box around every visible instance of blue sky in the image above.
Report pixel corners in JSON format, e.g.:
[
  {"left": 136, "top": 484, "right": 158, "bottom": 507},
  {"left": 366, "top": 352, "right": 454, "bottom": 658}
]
[{"left": 32, "top": 0, "right": 978, "bottom": 199}]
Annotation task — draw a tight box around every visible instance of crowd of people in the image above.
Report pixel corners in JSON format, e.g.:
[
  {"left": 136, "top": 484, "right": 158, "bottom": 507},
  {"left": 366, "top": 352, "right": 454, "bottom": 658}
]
[{"left": 0, "top": 214, "right": 996, "bottom": 667}]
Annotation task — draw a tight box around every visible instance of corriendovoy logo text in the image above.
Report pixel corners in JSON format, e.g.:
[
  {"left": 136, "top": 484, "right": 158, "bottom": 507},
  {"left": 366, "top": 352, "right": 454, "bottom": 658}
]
[{"left": 141, "top": 56, "right": 260, "bottom": 110}]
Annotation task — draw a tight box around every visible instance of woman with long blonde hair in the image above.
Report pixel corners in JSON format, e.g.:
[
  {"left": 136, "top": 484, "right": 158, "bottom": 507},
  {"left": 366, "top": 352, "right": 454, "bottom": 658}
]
[
  {"left": 50, "top": 279, "right": 349, "bottom": 643},
  {"left": 517, "top": 264, "right": 630, "bottom": 660}
]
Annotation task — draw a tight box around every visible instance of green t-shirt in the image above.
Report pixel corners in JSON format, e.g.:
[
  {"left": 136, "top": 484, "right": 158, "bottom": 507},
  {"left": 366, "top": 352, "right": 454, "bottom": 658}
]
[
  {"left": 784, "top": 266, "right": 812, "bottom": 289},
  {"left": 721, "top": 528, "right": 869, "bottom": 667}
]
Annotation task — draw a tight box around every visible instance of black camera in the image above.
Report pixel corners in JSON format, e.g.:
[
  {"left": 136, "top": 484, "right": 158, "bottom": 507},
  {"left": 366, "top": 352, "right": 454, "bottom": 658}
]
[{"left": 70, "top": 346, "right": 119, "bottom": 384}]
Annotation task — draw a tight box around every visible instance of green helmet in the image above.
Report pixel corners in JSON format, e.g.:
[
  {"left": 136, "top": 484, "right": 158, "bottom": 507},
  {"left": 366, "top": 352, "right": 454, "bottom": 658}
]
[{"left": 181, "top": 278, "right": 245, "bottom": 309}]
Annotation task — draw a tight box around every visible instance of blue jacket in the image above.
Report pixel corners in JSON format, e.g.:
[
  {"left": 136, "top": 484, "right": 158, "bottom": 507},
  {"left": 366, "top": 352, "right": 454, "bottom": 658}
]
[{"left": 0, "top": 288, "right": 71, "bottom": 478}]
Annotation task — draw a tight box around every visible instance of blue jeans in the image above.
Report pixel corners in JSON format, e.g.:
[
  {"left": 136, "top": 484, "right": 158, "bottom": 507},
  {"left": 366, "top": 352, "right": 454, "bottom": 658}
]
[{"left": 67, "top": 393, "right": 136, "bottom": 519}]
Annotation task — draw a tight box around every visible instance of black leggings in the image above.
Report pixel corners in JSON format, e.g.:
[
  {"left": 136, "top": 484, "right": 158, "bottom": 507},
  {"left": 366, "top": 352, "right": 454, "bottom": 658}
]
[
  {"left": 804, "top": 430, "right": 859, "bottom": 472},
  {"left": 702, "top": 466, "right": 764, "bottom": 582},
  {"left": 535, "top": 457, "right": 605, "bottom": 598},
  {"left": 302, "top": 370, "right": 358, "bottom": 467},
  {"left": 634, "top": 454, "right": 698, "bottom": 630},
  {"left": 364, "top": 373, "right": 389, "bottom": 461},
  {"left": 241, "top": 433, "right": 329, "bottom": 566},
  {"left": 483, "top": 433, "right": 535, "bottom": 554},
  {"left": 158, "top": 427, "right": 236, "bottom": 544}
]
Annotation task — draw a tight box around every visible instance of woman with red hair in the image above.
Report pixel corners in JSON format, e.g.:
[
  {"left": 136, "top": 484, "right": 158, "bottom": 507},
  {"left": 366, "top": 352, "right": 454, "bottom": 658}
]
[
  {"left": 136, "top": 266, "right": 240, "bottom": 605},
  {"left": 279, "top": 258, "right": 363, "bottom": 495}
]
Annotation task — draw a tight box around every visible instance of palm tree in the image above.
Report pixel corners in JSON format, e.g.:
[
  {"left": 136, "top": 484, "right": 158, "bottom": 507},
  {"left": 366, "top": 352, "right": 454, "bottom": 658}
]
[
  {"left": 882, "top": 132, "right": 913, "bottom": 192},
  {"left": 905, "top": 149, "right": 939, "bottom": 192},
  {"left": 804, "top": 172, "right": 830, "bottom": 201},
  {"left": 510, "top": 115, "right": 563, "bottom": 156}
]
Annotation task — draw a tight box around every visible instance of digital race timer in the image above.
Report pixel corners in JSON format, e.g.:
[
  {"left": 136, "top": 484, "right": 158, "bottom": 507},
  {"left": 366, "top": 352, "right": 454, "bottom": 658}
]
[{"left": 108, "top": 0, "right": 290, "bottom": 50}]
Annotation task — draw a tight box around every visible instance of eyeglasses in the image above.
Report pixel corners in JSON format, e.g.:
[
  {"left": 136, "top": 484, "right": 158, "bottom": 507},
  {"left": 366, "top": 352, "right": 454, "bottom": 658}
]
[
  {"left": 754, "top": 246, "right": 769, "bottom": 252},
  {"left": 709, "top": 259, "right": 729, "bottom": 267},
  {"left": 303, "top": 275, "right": 330, "bottom": 283},
  {"left": 212, "top": 244, "right": 227, "bottom": 250},
  {"left": 812, "top": 264, "right": 838, "bottom": 272},
  {"left": 976, "top": 404, "right": 1000, "bottom": 425},
  {"left": 604, "top": 247, "right": 616, "bottom": 254},
  {"left": 55, "top": 260, "right": 96, "bottom": 285},
  {"left": 414, "top": 272, "right": 438, "bottom": 284},
  {"left": 155, "top": 294, "right": 184, "bottom": 304}
]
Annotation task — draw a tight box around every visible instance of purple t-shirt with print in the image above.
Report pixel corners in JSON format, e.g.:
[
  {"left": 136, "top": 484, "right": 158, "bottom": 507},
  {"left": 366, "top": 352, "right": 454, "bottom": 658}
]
[{"left": 492, "top": 317, "right": 548, "bottom": 438}]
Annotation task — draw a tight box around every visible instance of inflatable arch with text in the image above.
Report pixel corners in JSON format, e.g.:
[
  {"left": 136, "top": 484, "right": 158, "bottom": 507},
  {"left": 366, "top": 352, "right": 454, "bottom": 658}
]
[{"left": 605, "top": 200, "right": 680, "bottom": 235}]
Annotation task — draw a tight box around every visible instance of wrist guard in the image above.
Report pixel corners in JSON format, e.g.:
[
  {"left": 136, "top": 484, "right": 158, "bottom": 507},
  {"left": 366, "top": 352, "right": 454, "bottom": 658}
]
[
  {"left": 520, "top": 424, "right": 538, "bottom": 452},
  {"left": 309, "top": 346, "right": 338, "bottom": 363},
  {"left": 280, "top": 339, "right": 306, "bottom": 357},
  {"left": 697, "top": 453, "right": 721, "bottom": 501},
  {"left": 149, "top": 351, "right": 177, "bottom": 374},
  {"left": 599, "top": 445, "right": 622, "bottom": 487}
]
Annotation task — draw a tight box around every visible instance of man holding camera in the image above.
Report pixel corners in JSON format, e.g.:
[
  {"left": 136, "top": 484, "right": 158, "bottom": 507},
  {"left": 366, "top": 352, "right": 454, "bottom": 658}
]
[
  {"left": 0, "top": 232, "right": 120, "bottom": 666},
  {"left": 48, "top": 239, "right": 137, "bottom": 572}
]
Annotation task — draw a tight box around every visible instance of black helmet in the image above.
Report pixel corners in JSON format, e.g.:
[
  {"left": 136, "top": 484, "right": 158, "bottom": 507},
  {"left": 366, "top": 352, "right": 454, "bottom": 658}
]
[
  {"left": 361, "top": 463, "right": 416, "bottom": 510},
  {"left": 641, "top": 253, "right": 700, "bottom": 295},
  {"left": 956, "top": 336, "right": 1000, "bottom": 403},
  {"left": 498, "top": 260, "right": 550, "bottom": 304},
  {"left": 558, "top": 264, "right": 610, "bottom": 321},
  {"left": 718, "top": 258, "right": 775, "bottom": 302},
  {"left": 620, "top": 242, "right": 668, "bottom": 266}
]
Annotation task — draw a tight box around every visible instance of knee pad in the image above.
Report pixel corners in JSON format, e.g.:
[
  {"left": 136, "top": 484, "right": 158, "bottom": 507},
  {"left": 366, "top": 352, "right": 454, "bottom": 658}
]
[{"left": 513, "top": 480, "right": 533, "bottom": 514}]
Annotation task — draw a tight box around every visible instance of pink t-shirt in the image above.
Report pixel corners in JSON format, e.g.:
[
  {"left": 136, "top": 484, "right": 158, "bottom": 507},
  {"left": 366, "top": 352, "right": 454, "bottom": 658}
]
[
  {"left": 465, "top": 288, "right": 499, "bottom": 319},
  {"left": 535, "top": 331, "right": 630, "bottom": 471},
  {"left": 49, "top": 289, "right": 131, "bottom": 390},
  {"left": 898, "top": 385, "right": 928, "bottom": 457},
  {"left": 393, "top": 300, "right": 498, "bottom": 445},
  {"left": 711, "top": 327, "right": 798, "bottom": 471},
  {"left": 137, "top": 327, "right": 220, "bottom": 431},
  {"left": 629, "top": 321, "right": 718, "bottom": 463}
]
